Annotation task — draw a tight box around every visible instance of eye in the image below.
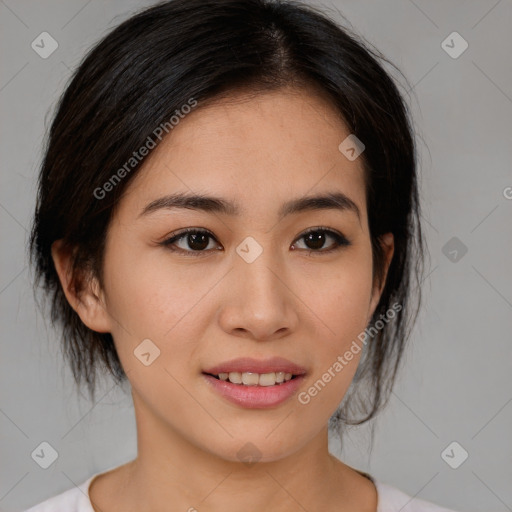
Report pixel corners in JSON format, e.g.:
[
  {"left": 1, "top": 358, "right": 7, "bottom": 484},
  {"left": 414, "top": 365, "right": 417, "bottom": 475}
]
[
  {"left": 291, "top": 227, "right": 351, "bottom": 254},
  {"left": 159, "top": 226, "right": 351, "bottom": 257},
  {"left": 160, "top": 228, "right": 221, "bottom": 256}
]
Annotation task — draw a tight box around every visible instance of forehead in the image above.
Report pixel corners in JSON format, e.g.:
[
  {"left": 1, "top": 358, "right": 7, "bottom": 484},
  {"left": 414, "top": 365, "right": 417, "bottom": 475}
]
[{"left": 115, "top": 87, "right": 367, "bottom": 223}]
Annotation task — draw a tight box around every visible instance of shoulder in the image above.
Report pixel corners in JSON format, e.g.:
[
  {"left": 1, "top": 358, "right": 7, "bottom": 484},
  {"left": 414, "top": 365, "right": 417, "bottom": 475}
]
[
  {"left": 23, "top": 475, "right": 97, "bottom": 512},
  {"left": 375, "top": 481, "right": 459, "bottom": 512}
]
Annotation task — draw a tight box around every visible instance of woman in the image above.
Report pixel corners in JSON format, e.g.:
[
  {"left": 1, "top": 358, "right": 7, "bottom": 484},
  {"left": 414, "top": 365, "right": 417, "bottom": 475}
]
[{"left": 26, "top": 0, "right": 458, "bottom": 510}]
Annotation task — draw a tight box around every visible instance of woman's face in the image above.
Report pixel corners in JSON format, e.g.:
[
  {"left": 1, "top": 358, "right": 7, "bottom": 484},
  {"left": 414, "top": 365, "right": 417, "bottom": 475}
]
[{"left": 76, "top": 87, "right": 393, "bottom": 462}]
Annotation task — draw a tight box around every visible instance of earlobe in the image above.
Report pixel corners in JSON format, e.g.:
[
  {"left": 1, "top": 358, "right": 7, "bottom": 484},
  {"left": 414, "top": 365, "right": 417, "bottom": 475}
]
[
  {"left": 367, "top": 233, "right": 395, "bottom": 322},
  {"left": 51, "top": 240, "right": 112, "bottom": 333}
]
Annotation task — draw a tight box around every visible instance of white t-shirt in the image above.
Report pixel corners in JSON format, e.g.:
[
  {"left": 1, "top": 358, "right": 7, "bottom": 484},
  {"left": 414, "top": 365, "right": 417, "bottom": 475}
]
[{"left": 24, "top": 471, "right": 458, "bottom": 512}]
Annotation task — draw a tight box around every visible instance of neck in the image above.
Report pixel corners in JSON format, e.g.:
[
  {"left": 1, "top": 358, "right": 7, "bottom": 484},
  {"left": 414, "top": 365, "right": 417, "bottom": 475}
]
[{"left": 96, "top": 389, "right": 376, "bottom": 512}]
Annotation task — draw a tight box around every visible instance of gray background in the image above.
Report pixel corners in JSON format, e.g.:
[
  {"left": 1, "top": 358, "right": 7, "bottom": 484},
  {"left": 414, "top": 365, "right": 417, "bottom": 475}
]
[{"left": 1, "top": 1, "right": 511, "bottom": 511}]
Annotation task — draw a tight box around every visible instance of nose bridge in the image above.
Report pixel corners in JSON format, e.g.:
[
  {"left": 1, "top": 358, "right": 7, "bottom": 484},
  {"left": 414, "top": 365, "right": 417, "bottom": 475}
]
[
  {"left": 219, "top": 234, "right": 297, "bottom": 338},
  {"left": 235, "top": 235, "right": 283, "bottom": 302}
]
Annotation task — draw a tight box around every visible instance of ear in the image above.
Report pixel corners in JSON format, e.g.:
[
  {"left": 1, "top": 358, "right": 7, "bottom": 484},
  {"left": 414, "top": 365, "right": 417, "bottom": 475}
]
[
  {"left": 51, "top": 239, "right": 112, "bottom": 333},
  {"left": 367, "top": 232, "right": 394, "bottom": 323}
]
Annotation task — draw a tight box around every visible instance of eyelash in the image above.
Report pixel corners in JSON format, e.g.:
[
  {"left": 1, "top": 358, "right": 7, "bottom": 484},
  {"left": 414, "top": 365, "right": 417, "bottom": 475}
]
[{"left": 159, "top": 226, "right": 351, "bottom": 257}]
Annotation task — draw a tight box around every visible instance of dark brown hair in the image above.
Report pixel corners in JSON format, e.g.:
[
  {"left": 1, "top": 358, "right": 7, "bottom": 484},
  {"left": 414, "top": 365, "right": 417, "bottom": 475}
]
[{"left": 28, "top": 0, "right": 425, "bottom": 442}]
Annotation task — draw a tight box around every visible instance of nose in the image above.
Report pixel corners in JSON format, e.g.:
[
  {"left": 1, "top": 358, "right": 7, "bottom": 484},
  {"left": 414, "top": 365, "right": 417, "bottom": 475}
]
[{"left": 217, "top": 246, "right": 299, "bottom": 341}]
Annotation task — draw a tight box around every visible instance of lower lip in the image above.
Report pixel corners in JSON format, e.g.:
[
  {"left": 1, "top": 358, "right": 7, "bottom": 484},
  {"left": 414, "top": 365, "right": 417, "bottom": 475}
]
[{"left": 202, "top": 373, "right": 306, "bottom": 409}]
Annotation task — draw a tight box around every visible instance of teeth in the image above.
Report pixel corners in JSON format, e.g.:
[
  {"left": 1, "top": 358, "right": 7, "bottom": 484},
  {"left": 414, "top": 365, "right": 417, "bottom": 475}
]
[{"left": 216, "top": 371, "right": 295, "bottom": 386}]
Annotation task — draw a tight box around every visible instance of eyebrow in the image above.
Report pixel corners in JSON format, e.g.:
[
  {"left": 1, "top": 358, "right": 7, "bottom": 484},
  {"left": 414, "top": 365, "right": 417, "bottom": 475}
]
[{"left": 138, "top": 191, "right": 361, "bottom": 221}]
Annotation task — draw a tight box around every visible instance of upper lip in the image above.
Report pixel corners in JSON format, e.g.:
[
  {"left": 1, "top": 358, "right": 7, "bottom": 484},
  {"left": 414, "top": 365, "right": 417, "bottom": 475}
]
[{"left": 203, "top": 357, "right": 307, "bottom": 376}]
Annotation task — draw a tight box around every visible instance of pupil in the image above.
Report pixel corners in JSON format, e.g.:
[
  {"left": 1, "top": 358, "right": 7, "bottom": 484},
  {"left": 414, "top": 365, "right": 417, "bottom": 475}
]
[
  {"left": 189, "top": 233, "right": 209, "bottom": 250},
  {"left": 306, "top": 231, "right": 325, "bottom": 250}
]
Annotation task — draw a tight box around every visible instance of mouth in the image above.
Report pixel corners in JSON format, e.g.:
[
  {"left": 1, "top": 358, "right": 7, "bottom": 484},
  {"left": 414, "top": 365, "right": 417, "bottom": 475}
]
[
  {"left": 201, "top": 371, "right": 306, "bottom": 408},
  {"left": 202, "top": 356, "right": 307, "bottom": 387}
]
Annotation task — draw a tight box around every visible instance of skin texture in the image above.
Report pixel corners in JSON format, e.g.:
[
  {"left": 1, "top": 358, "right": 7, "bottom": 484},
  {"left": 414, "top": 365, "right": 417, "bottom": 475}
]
[{"left": 52, "top": 86, "right": 394, "bottom": 512}]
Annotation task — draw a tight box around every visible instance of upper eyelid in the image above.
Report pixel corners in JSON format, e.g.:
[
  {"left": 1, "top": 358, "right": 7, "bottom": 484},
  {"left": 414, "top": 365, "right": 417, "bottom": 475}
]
[{"left": 165, "top": 227, "right": 216, "bottom": 242}]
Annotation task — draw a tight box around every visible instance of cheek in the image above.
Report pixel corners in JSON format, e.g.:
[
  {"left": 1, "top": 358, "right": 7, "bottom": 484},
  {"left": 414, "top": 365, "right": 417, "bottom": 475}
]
[
  {"left": 298, "top": 250, "right": 374, "bottom": 398},
  {"left": 302, "top": 250, "right": 374, "bottom": 340},
  {"left": 102, "top": 240, "right": 196, "bottom": 335},
  {"left": 326, "top": 273, "right": 373, "bottom": 340},
  {"left": 102, "top": 245, "right": 220, "bottom": 384},
  {"left": 297, "top": 264, "right": 373, "bottom": 413}
]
